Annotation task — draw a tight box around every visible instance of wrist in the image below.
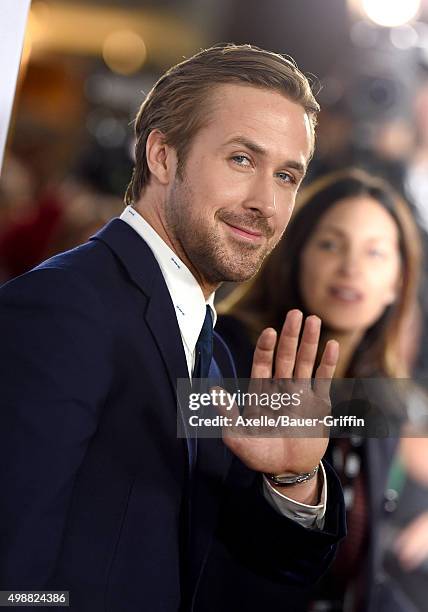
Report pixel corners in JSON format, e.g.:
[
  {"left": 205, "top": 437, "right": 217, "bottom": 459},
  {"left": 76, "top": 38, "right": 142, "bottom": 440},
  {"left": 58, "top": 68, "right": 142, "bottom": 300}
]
[
  {"left": 264, "top": 463, "right": 320, "bottom": 487},
  {"left": 266, "top": 470, "right": 322, "bottom": 505}
]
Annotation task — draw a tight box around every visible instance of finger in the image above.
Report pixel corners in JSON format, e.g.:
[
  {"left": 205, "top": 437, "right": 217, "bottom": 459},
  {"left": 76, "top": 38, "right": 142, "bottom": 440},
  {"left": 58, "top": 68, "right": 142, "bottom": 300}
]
[
  {"left": 251, "top": 328, "right": 277, "bottom": 379},
  {"left": 294, "top": 315, "right": 321, "bottom": 379},
  {"left": 210, "top": 386, "right": 240, "bottom": 421},
  {"left": 209, "top": 385, "right": 244, "bottom": 439},
  {"left": 274, "top": 309, "right": 303, "bottom": 379},
  {"left": 314, "top": 340, "right": 339, "bottom": 399}
]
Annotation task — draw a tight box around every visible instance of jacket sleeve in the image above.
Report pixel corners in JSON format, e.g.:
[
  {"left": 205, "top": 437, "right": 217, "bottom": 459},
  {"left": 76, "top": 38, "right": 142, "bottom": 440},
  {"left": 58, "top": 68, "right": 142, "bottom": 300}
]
[
  {"left": 0, "top": 266, "right": 112, "bottom": 589},
  {"left": 216, "top": 456, "right": 346, "bottom": 587},
  {"left": 194, "top": 457, "right": 346, "bottom": 612}
]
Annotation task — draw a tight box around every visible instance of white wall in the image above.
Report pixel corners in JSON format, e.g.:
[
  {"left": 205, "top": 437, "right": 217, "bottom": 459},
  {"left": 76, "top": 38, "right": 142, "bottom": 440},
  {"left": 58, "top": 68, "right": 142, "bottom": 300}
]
[{"left": 0, "top": 0, "right": 31, "bottom": 175}]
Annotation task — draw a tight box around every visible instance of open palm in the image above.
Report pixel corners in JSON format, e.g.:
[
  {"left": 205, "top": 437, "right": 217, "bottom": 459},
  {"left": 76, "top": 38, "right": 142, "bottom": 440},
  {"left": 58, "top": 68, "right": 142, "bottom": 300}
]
[{"left": 220, "top": 309, "right": 339, "bottom": 475}]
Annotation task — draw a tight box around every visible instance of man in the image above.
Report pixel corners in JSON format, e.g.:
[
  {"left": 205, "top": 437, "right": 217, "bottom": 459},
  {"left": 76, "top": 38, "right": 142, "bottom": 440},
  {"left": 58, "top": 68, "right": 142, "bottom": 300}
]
[{"left": 0, "top": 44, "right": 345, "bottom": 611}]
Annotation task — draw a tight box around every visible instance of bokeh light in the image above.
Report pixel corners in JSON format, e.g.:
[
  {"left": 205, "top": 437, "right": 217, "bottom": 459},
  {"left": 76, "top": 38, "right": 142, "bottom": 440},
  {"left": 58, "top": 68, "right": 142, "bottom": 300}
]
[
  {"left": 390, "top": 24, "right": 419, "bottom": 49},
  {"left": 362, "top": 0, "right": 421, "bottom": 28},
  {"left": 102, "top": 30, "right": 147, "bottom": 75}
]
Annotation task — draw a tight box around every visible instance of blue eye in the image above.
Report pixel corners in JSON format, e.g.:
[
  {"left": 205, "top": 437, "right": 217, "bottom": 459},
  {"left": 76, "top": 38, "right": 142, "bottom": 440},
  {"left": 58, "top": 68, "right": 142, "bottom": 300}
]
[
  {"left": 276, "top": 172, "right": 295, "bottom": 184},
  {"left": 231, "top": 155, "right": 251, "bottom": 166}
]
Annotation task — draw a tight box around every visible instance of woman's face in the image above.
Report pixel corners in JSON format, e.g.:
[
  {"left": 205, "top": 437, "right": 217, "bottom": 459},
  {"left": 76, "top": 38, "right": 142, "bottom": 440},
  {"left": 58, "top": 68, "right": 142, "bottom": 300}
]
[{"left": 299, "top": 195, "right": 401, "bottom": 334}]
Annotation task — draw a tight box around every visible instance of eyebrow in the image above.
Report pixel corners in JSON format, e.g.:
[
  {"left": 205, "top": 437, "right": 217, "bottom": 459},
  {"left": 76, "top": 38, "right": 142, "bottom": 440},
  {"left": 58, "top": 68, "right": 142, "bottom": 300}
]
[
  {"left": 318, "top": 226, "right": 346, "bottom": 237},
  {"left": 318, "top": 225, "right": 394, "bottom": 242},
  {"left": 224, "top": 136, "right": 307, "bottom": 176}
]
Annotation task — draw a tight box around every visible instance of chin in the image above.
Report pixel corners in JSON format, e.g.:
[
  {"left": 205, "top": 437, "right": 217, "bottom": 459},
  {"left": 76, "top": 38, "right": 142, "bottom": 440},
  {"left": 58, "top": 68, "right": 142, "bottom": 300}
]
[
  {"left": 209, "top": 254, "right": 262, "bottom": 283},
  {"left": 228, "top": 260, "right": 265, "bottom": 282},
  {"left": 324, "top": 317, "right": 368, "bottom": 334},
  {"left": 220, "top": 268, "right": 257, "bottom": 283}
]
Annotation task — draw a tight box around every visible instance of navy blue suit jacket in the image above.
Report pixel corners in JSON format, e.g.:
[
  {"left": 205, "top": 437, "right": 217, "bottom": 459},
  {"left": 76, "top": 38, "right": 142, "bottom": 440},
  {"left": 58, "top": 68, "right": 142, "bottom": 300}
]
[{"left": 0, "top": 219, "right": 345, "bottom": 611}]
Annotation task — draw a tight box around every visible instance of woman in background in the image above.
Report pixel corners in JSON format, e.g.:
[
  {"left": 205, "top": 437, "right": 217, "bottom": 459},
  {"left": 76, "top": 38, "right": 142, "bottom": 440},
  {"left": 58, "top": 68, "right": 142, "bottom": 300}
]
[{"left": 217, "top": 168, "right": 425, "bottom": 612}]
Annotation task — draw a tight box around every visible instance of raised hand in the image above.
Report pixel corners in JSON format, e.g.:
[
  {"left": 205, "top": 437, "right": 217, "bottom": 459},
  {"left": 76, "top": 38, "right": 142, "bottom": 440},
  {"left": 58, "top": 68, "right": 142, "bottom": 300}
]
[{"left": 218, "top": 309, "right": 339, "bottom": 479}]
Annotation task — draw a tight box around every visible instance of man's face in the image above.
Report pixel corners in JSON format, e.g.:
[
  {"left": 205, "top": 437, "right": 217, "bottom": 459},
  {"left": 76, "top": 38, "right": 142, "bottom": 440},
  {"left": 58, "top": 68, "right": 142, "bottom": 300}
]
[{"left": 164, "top": 83, "right": 313, "bottom": 286}]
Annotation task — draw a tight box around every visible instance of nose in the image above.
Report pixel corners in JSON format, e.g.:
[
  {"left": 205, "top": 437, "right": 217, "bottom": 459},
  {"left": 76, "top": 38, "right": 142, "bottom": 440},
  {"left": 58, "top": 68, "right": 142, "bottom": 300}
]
[
  {"left": 242, "top": 173, "right": 276, "bottom": 218},
  {"left": 338, "top": 247, "right": 360, "bottom": 276}
]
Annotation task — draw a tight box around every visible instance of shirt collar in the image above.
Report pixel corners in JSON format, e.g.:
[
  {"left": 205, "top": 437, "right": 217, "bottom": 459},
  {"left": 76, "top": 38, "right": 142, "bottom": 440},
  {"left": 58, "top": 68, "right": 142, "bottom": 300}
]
[{"left": 120, "top": 205, "right": 216, "bottom": 355}]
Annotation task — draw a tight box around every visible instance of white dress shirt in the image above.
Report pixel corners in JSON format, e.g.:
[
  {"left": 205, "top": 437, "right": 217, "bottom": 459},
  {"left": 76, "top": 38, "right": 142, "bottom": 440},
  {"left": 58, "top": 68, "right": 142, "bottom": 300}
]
[{"left": 120, "top": 205, "right": 326, "bottom": 529}]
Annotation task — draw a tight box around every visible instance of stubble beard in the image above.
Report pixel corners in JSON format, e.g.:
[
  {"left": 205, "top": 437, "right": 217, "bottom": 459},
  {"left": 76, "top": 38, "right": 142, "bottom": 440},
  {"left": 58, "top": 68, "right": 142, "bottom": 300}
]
[{"left": 164, "top": 174, "right": 279, "bottom": 285}]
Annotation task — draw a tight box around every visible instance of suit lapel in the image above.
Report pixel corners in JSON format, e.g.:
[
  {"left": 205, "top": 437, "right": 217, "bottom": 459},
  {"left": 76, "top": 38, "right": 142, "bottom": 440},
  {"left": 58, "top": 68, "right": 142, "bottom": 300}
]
[
  {"left": 144, "top": 277, "right": 197, "bottom": 473},
  {"left": 91, "top": 219, "right": 191, "bottom": 461},
  {"left": 92, "top": 218, "right": 189, "bottom": 382}
]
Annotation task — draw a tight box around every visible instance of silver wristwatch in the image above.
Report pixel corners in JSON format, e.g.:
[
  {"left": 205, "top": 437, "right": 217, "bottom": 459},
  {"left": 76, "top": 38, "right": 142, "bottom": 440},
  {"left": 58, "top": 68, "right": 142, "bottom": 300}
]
[{"left": 265, "top": 464, "right": 319, "bottom": 487}]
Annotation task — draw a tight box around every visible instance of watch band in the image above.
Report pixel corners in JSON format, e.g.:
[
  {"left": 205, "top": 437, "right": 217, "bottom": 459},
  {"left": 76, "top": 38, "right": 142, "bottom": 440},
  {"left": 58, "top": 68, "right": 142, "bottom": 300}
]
[{"left": 265, "top": 463, "right": 319, "bottom": 487}]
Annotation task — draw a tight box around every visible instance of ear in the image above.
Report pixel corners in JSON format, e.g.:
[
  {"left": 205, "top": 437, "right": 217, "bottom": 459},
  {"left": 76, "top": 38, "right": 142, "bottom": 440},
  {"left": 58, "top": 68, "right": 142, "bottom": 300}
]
[{"left": 145, "top": 129, "right": 178, "bottom": 186}]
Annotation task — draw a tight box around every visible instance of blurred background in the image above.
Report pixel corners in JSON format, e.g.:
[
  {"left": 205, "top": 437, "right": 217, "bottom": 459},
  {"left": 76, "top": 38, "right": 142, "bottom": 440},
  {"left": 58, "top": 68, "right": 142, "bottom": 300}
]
[
  {"left": 3, "top": 0, "right": 428, "bottom": 283},
  {"left": 3, "top": 2, "right": 428, "bottom": 610}
]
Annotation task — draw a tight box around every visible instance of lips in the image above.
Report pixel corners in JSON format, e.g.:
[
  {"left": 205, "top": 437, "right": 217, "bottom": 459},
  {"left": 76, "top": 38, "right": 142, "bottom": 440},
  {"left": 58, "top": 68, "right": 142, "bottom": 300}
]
[
  {"left": 328, "top": 286, "right": 364, "bottom": 303},
  {"left": 223, "top": 221, "right": 264, "bottom": 240}
]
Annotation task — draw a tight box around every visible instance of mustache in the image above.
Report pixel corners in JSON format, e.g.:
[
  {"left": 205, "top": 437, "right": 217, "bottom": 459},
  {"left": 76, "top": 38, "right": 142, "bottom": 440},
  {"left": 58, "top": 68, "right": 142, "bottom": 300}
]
[{"left": 217, "top": 210, "right": 274, "bottom": 238}]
